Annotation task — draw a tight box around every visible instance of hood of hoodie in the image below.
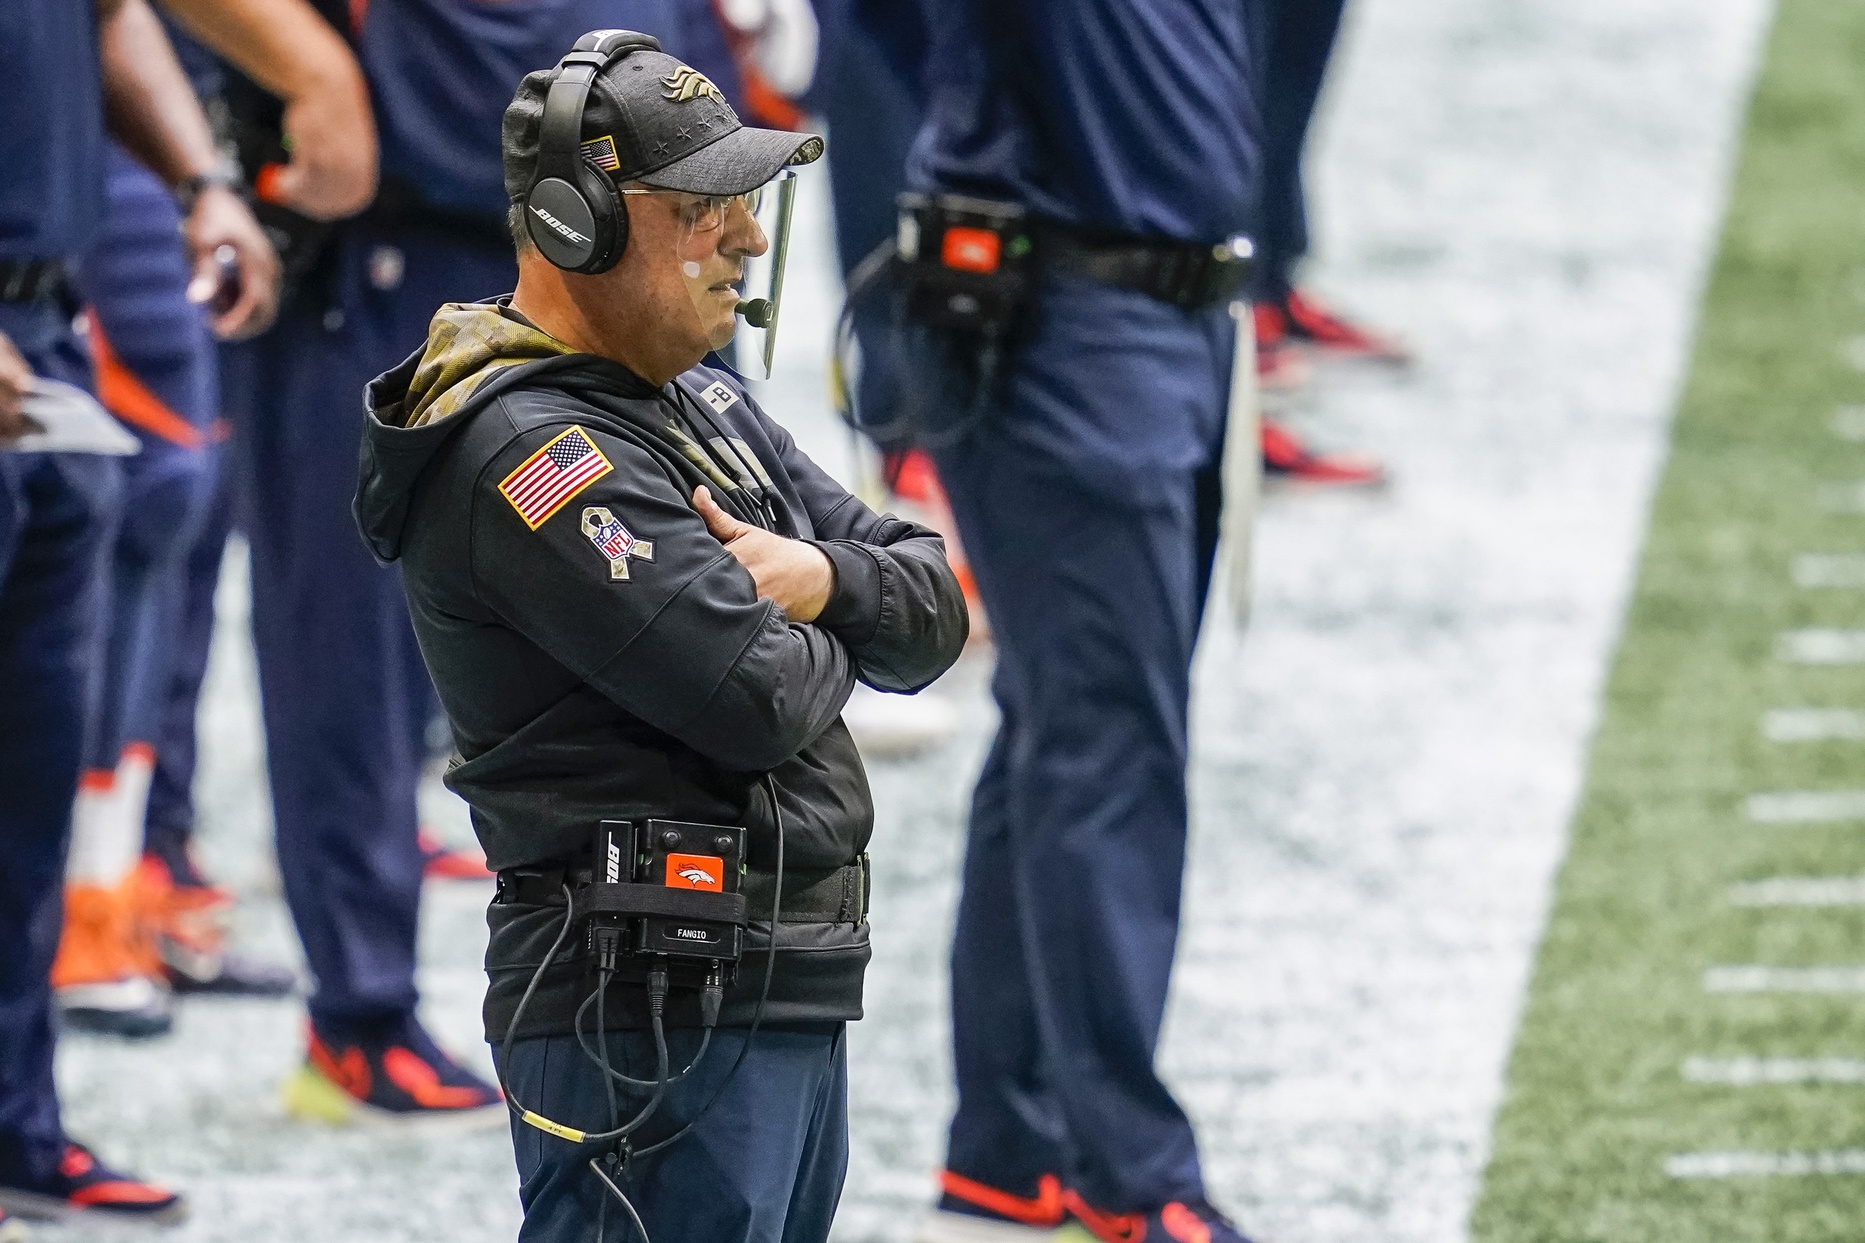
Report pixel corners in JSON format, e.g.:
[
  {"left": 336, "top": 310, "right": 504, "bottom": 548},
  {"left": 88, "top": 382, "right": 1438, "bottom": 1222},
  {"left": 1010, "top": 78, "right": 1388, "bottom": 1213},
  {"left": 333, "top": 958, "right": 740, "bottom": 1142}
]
[{"left": 355, "top": 301, "right": 581, "bottom": 563}]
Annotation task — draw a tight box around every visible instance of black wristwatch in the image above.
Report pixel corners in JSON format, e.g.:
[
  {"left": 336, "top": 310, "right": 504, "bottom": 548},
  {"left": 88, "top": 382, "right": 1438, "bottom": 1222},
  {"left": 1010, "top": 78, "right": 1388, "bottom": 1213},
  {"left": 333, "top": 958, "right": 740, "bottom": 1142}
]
[{"left": 174, "top": 162, "right": 243, "bottom": 214}]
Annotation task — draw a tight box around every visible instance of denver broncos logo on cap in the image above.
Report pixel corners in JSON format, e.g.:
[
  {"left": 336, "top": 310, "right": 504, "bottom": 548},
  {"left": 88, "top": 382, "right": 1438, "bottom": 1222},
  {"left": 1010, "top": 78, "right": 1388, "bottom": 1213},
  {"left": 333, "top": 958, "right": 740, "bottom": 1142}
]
[{"left": 661, "top": 66, "right": 725, "bottom": 104}]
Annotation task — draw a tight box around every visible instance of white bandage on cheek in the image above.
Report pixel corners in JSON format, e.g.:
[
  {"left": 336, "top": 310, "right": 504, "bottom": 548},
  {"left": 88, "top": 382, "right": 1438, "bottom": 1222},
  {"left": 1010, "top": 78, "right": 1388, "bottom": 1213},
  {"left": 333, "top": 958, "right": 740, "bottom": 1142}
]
[{"left": 683, "top": 261, "right": 703, "bottom": 279}]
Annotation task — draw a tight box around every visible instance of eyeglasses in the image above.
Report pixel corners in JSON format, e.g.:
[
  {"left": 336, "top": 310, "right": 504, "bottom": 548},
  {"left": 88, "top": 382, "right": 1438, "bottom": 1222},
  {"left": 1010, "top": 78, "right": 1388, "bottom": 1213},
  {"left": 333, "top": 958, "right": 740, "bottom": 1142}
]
[{"left": 618, "top": 186, "right": 765, "bottom": 234}]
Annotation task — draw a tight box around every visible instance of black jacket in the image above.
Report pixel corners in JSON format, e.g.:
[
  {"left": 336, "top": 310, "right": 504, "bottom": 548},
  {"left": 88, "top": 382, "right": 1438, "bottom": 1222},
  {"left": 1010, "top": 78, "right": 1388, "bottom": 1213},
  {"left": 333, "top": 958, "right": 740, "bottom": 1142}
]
[{"left": 353, "top": 303, "right": 967, "bottom": 1039}]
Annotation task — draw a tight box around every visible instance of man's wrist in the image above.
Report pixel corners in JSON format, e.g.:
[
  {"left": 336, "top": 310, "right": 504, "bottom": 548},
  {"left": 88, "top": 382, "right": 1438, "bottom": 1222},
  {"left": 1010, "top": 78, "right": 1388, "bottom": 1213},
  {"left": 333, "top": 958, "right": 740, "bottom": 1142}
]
[
  {"left": 174, "top": 161, "right": 244, "bottom": 215},
  {"left": 809, "top": 540, "right": 882, "bottom": 644}
]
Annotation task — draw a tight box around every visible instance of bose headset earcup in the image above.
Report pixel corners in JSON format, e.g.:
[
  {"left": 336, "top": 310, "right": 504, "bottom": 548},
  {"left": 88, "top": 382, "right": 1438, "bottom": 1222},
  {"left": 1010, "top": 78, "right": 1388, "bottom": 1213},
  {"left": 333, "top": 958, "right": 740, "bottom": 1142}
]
[{"left": 523, "top": 30, "right": 660, "bottom": 273}]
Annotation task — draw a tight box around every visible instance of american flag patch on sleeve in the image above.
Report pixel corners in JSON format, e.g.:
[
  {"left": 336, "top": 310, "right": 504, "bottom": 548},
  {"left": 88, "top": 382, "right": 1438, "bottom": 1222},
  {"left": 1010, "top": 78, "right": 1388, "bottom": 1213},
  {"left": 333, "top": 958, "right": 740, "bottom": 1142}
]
[{"left": 498, "top": 426, "right": 613, "bottom": 529}]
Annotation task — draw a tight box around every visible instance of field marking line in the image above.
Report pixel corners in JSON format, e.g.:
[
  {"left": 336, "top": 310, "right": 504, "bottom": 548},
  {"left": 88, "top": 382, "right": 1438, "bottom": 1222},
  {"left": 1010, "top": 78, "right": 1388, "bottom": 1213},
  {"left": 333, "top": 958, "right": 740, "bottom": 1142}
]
[
  {"left": 1775, "top": 629, "right": 1865, "bottom": 663},
  {"left": 1682, "top": 1056, "right": 1865, "bottom": 1084},
  {"left": 1794, "top": 553, "right": 1865, "bottom": 587},
  {"left": 1729, "top": 875, "right": 1865, "bottom": 905},
  {"left": 1762, "top": 707, "right": 1865, "bottom": 741},
  {"left": 1667, "top": 1150, "right": 1865, "bottom": 1179},
  {"left": 1744, "top": 790, "right": 1865, "bottom": 823},
  {"left": 1703, "top": 965, "right": 1865, "bottom": 992}
]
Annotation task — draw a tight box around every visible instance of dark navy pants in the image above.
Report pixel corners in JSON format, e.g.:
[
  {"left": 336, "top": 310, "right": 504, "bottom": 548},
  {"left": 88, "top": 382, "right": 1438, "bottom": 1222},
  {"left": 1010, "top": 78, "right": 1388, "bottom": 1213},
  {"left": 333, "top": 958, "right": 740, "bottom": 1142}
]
[
  {"left": 0, "top": 299, "right": 120, "bottom": 1188},
  {"left": 222, "top": 223, "right": 515, "bottom": 1024},
  {"left": 1250, "top": 0, "right": 1350, "bottom": 300},
  {"left": 497, "top": 1023, "right": 848, "bottom": 1243},
  {"left": 75, "top": 147, "right": 218, "bottom": 776},
  {"left": 930, "top": 275, "right": 1235, "bottom": 1212},
  {"left": 140, "top": 442, "right": 230, "bottom": 876}
]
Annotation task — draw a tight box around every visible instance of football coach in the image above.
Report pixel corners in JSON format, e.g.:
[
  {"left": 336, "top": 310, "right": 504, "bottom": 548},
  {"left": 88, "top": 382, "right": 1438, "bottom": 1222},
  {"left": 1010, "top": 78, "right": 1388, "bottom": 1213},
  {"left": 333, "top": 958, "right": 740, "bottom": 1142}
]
[{"left": 353, "top": 30, "right": 967, "bottom": 1242}]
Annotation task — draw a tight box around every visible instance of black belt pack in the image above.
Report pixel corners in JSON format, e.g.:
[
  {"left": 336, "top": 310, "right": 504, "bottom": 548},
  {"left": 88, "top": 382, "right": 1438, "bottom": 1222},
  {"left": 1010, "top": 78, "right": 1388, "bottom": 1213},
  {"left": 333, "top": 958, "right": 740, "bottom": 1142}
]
[{"left": 496, "top": 823, "right": 870, "bottom": 990}]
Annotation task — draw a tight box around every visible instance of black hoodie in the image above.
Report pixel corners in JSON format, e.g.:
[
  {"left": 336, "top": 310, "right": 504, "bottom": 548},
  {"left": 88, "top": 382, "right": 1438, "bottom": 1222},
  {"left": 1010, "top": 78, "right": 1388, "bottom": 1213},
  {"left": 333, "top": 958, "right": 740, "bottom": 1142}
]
[{"left": 354, "top": 302, "right": 967, "bottom": 1038}]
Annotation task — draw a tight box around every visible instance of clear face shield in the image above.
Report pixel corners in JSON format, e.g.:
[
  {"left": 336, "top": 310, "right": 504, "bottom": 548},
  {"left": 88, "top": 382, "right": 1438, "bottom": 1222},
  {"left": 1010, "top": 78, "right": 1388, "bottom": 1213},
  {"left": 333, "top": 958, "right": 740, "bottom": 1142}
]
[{"left": 655, "top": 169, "right": 799, "bottom": 380}]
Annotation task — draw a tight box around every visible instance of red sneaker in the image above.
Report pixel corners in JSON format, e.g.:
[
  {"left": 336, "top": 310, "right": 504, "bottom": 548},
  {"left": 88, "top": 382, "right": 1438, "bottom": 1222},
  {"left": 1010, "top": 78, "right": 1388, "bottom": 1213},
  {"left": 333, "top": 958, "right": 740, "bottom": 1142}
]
[
  {"left": 1251, "top": 303, "right": 1311, "bottom": 392},
  {"left": 0, "top": 1142, "right": 185, "bottom": 1223},
  {"left": 1063, "top": 1190, "right": 1259, "bottom": 1243},
  {"left": 1278, "top": 289, "right": 1411, "bottom": 364},
  {"left": 283, "top": 1014, "right": 504, "bottom": 1130},
  {"left": 419, "top": 828, "right": 494, "bottom": 881},
  {"left": 918, "top": 1171, "right": 1064, "bottom": 1241},
  {"left": 1261, "top": 418, "right": 1387, "bottom": 489}
]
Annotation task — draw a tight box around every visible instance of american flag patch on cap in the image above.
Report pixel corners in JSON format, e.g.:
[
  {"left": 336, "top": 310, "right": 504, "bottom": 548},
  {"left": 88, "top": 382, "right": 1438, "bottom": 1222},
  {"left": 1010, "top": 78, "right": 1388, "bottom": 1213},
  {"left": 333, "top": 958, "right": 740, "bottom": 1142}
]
[{"left": 499, "top": 427, "right": 613, "bottom": 529}]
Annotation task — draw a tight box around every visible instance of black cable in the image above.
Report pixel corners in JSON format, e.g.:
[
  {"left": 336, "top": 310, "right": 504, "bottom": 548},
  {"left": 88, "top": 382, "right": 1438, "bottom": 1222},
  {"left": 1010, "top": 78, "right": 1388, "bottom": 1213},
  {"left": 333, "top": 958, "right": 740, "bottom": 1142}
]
[
  {"left": 589, "top": 1157, "right": 651, "bottom": 1243},
  {"left": 495, "top": 883, "right": 580, "bottom": 1128},
  {"left": 497, "top": 891, "right": 667, "bottom": 1147},
  {"left": 628, "top": 773, "right": 785, "bottom": 1160},
  {"left": 575, "top": 993, "right": 714, "bottom": 1089}
]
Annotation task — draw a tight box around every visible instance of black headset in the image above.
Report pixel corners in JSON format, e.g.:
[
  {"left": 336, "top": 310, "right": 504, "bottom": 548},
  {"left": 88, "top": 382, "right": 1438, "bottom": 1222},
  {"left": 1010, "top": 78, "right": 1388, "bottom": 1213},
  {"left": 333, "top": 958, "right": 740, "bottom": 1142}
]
[{"left": 523, "top": 30, "right": 662, "bottom": 274}]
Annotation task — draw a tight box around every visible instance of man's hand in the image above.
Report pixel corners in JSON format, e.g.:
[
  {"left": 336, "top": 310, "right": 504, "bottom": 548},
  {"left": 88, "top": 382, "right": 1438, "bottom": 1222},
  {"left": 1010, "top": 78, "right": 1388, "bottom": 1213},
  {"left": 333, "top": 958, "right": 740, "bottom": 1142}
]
[
  {"left": 0, "top": 333, "right": 41, "bottom": 444},
  {"left": 158, "top": 0, "right": 379, "bottom": 221},
  {"left": 263, "top": 84, "right": 379, "bottom": 220},
  {"left": 694, "top": 485, "right": 834, "bottom": 623},
  {"left": 185, "top": 185, "right": 282, "bottom": 340}
]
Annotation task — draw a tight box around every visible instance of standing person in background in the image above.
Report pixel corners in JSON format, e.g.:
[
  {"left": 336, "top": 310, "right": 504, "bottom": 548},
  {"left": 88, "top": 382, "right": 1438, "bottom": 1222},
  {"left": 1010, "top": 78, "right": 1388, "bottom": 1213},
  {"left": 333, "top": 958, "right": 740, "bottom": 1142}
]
[
  {"left": 0, "top": 0, "right": 370, "bottom": 1221},
  {"left": 214, "top": 0, "right": 754, "bottom": 1129},
  {"left": 898, "top": 0, "right": 1269, "bottom": 1240},
  {"left": 53, "top": 130, "right": 299, "bottom": 1041},
  {"left": 1249, "top": 0, "right": 1410, "bottom": 382}
]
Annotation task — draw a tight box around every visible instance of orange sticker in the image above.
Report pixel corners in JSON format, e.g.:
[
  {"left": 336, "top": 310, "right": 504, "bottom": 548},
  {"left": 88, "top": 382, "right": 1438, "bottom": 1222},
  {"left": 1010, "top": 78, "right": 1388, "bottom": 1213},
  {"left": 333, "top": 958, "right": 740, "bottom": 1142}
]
[
  {"left": 665, "top": 854, "right": 725, "bottom": 892},
  {"left": 941, "top": 226, "right": 1001, "bottom": 274}
]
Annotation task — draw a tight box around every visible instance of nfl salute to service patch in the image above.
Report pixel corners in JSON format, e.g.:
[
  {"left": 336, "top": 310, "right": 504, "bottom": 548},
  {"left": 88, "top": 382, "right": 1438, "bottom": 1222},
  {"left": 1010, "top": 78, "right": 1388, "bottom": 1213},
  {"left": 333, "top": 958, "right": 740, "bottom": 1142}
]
[
  {"left": 580, "top": 506, "right": 654, "bottom": 581},
  {"left": 499, "top": 426, "right": 613, "bottom": 529}
]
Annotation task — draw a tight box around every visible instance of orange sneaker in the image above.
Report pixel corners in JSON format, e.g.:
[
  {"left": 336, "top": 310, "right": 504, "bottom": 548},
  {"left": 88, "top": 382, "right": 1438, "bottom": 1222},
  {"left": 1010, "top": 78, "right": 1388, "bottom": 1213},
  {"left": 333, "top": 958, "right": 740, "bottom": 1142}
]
[
  {"left": 136, "top": 856, "right": 296, "bottom": 996},
  {"left": 917, "top": 1171, "right": 1063, "bottom": 1241},
  {"left": 50, "top": 880, "right": 171, "bottom": 1039}
]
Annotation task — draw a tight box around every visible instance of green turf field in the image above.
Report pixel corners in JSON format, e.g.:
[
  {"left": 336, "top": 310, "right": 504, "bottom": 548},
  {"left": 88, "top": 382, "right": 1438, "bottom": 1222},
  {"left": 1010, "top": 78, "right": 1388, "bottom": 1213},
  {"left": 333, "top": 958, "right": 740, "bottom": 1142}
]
[{"left": 1465, "top": 1, "right": 1865, "bottom": 1239}]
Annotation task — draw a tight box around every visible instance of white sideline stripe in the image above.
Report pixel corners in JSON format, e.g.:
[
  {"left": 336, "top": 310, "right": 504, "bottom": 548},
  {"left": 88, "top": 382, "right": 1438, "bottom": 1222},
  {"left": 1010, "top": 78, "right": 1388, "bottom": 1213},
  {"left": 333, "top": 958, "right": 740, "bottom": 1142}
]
[
  {"left": 1667, "top": 1150, "right": 1865, "bottom": 1179},
  {"left": 1777, "top": 629, "right": 1865, "bottom": 664},
  {"left": 1764, "top": 708, "right": 1865, "bottom": 741},
  {"left": 1835, "top": 406, "right": 1865, "bottom": 442},
  {"left": 1820, "top": 482, "right": 1865, "bottom": 514},
  {"left": 1795, "top": 553, "right": 1865, "bottom": 588},
  {"left": 1683, "top": 1056, "right": 1865, "bottom": 1084},
  {"left": 1730, "top": 876, "right": 1865, "bottom": 906},
  {"left": 1746, "top": 790, "right": 1865, "bottom": 823},
  {"left": 1704, "top": 966, "right": 1865, "bottom": 993}
]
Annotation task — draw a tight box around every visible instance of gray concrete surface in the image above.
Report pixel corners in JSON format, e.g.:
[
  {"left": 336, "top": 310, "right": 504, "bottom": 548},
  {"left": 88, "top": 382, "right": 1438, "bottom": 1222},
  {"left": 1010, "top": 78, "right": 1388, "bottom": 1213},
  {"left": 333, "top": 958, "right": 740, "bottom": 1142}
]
[{"left": 41, "top": 0, "right": 1769, "bottom": 1237}]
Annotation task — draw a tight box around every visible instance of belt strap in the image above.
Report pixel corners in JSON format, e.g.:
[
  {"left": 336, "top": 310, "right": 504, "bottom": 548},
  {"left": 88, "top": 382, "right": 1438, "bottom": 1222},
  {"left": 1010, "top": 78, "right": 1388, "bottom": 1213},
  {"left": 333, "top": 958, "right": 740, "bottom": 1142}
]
[
  {"left": 1039, "top": 228, "right": 1252, "bottom": 311},
  {"left": 498, "top": 855, "right": 870, "bottom": 926},
  {"left": 0, "top": 259, "right": 70, "bottom": 304}
]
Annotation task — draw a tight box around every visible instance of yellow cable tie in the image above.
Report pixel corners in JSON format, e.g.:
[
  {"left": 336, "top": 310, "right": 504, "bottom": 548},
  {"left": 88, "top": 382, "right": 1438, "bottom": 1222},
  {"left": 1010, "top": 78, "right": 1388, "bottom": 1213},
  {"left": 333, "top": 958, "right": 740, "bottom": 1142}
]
[{"left": 521, "top": 1110, "right": 587, "bottom": 1144}]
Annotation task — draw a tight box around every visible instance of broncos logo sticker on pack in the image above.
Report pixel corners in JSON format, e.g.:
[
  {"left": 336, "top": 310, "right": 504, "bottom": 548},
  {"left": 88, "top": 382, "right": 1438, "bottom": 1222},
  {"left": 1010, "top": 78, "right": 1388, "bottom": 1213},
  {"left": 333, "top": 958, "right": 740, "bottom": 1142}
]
[
  {"left": 580, "top": 506, "right": 655, "bottom": 580},
  {"left": 661, "top": 65, "right": 725, "bottom": 105}
]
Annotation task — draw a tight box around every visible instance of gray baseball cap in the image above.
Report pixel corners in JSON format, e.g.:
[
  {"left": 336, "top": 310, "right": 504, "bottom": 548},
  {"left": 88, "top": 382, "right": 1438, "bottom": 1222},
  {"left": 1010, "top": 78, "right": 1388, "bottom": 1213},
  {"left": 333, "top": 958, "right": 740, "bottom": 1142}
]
[{"left": 502, "top": 46, "right": 823, "bottom": 201}]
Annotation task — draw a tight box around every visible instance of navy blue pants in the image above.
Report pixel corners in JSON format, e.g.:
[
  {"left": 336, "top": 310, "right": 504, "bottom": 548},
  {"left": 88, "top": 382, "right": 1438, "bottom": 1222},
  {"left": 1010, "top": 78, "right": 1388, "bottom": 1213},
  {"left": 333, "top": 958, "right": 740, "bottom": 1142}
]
[
  {"left": 75, "top": 148, "right": 218, "bottom": 776},
  {"left": 498, "top": 1023, "right": 848, "bottom": 1243},
  {"left": 223, "top": 224, "right": 515, "bottom": 1024},
  {"left": 140, "top": 443, "right": 230, "bottom": 876},
  {"left": 0, "top": 299, "right": 121, "bottom": 1188},
  {"left": 1250, "top": 0, "right": 1350, "bottom": 300},
  {"left": 930, "top": 275, "right": 1234, "bottom": 1212}
]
